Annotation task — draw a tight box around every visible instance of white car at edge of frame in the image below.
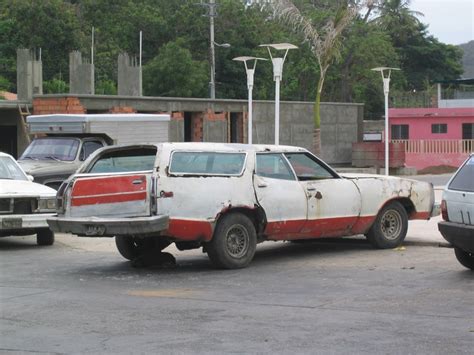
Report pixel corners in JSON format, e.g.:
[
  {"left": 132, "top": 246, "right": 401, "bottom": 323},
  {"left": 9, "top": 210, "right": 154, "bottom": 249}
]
[{"left": 0, "top": 152, "right": 57, "bottom": 245}]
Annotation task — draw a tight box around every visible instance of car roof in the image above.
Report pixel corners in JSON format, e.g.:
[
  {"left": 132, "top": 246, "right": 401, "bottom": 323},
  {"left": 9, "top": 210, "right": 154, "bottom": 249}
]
[{"left": 156, "top": 142, "right": 309, "bottom": 153}]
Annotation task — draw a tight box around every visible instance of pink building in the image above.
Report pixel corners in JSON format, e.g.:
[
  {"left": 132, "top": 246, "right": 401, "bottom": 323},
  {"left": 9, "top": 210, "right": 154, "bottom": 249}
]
[{"left": 389, "top": 107, "right": 474, "bottom": 170}]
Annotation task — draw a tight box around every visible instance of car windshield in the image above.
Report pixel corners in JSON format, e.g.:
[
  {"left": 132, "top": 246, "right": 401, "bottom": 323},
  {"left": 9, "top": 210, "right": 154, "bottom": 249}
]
[
  {"left": 449, "top": 156, "right": 474, "bottom": 192},
  {"left": 0, "top": 156, "right": 28, "bottom": 181},
  {"left": 20, "top": 138, "right": 80, "bottom": 162}
]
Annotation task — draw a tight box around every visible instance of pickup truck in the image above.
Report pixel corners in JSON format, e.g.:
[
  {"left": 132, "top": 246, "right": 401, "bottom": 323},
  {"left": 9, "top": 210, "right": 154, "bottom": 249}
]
[
  {"left": 48, "top": 142, "right": 439, "bottom": 269},
  {"left": 18, "top": 113, "right": 170, "bottom": 189}
]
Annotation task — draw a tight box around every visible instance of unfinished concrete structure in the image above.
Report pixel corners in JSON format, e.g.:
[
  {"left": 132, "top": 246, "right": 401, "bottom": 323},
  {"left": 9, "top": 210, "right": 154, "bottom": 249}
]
[
  {"left": 69, "top": 51, "right": 94, "bottom": 95},
  {"left": 16, "top": 49, "right": 43, "bottom": 100},
  {"left": 2, "top": 49, "right": 364, "bottom": 164},
  {"left": 117, "top": 53, "right": 142, "bottom": 96}
]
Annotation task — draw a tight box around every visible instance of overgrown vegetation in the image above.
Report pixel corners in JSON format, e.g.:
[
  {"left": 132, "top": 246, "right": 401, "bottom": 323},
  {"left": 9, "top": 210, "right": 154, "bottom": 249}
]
[{"left": 0, "top": 0, "right": 464, "bottom": 118}]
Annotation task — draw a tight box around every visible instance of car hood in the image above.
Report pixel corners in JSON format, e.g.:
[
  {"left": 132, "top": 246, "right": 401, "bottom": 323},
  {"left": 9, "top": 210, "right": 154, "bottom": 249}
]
[
  {"left": 0, "top": 179, "right": 57, "bottom": 197},
  {"left": 18, "top": 160, "right": 79, "bottom": 176}
]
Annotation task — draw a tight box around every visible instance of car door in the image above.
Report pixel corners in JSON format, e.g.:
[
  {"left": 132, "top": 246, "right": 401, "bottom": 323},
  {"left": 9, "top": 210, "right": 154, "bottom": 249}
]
[
  {"left": 254, "top": 153, "right": 308, "bottom": 239},
  {"left": 68, "top": 173, "right": 152, "bottom": 218},
  {"left": 284, "top": 152, "right": 362, "bottom": 238}
]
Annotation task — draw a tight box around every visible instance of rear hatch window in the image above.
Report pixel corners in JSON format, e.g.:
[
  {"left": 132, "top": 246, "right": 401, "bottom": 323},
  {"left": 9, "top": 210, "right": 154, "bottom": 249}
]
[
  {"left": 448, "top": 156, "right": 474, "bottom": 192},
  {"left": 87, "top": 147, "right": 157, "bottom": 173}
]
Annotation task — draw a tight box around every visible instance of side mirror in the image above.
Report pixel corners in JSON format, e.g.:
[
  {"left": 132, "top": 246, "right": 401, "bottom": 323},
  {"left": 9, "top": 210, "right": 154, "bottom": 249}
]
[{"left": 27, "top": 175, "right": 34, "bottom": 182}]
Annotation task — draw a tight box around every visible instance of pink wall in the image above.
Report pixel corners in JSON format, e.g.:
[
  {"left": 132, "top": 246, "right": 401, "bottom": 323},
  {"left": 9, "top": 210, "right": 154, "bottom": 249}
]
[
  {"left": 405, "top": 153, "right": 469, "bottom": 170},
  {"left": 389, "top": 108, "right": 474, "bottom": 140}
]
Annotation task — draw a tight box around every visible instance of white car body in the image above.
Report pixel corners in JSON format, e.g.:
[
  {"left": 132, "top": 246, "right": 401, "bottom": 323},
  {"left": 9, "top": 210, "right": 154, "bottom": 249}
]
[
  {"left": 0, "top": 152, "right": 57, "bottom": 245},
  {"left": 48, "top": 143, "right": 438, "bottom": 268}
]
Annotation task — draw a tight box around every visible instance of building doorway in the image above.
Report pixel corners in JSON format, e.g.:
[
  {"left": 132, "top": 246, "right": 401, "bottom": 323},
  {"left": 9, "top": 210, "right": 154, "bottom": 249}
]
[
  {"left": 230, "top": 112, "right": 243, "bottom": 143},
  {"left": 0, "top": 126, "right": 17, "bottom": 157},
  {"left": 184, "top": 112, "right": 203, "bottom": 142}
]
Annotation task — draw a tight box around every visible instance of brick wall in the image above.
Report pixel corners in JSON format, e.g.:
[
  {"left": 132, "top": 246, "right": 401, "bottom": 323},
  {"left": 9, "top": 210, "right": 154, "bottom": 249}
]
[
  {"left": 33, "top": 97, "right": 85, "bottom": 115},
  {"left": 192, "top": 112, "right": 203, "bottom": 142},
  {"left": 108, "top": 106, "right": 137, "bottom": 114}
]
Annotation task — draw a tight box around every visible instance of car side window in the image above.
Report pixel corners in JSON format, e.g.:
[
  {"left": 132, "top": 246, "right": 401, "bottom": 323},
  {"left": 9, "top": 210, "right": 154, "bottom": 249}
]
[
  {"left": 284, "top": 153, "right": 336, "bottom": 181},
  {"left": 80, "top": 141, "right": 104, "bottom": 161},
  {"left": 169, "top": 152, "right": 246, "bottom": 176},
  {"left": 256, "top": 153, "right": 295, "bottom": 180}
]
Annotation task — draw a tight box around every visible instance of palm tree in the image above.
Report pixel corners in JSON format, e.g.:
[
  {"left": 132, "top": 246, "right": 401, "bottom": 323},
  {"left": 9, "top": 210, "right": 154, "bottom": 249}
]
[{"left": 266, "top": 0, "right": 359, "bottom": 154}]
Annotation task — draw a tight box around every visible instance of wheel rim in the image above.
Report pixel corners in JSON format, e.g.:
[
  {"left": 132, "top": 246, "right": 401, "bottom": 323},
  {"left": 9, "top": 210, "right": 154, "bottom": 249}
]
[
  {"left": 225, "top": 224, "right": 249, "bottom": 258},
  {"left": 380, "top": 209, "right": 403, "bottom": 240}
]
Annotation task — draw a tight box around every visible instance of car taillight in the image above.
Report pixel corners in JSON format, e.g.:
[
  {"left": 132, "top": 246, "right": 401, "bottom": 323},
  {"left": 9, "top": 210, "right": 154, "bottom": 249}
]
[{"left": 441, "top": 200, "right": 449, "bottom": 221}]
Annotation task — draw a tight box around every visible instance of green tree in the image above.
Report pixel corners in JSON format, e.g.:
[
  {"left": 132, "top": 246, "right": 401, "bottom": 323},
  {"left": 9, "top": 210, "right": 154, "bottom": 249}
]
[
  {"left": 0, "top": 0, "right": 82, "bottom": 90},
  {"left": 143, "top": 39, "right": 208, "bottom": 97}
]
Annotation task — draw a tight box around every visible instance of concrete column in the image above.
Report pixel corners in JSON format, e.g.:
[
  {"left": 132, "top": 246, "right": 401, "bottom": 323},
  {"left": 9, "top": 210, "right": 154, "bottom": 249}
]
[
  {"left": 69, "top": 51, "right": 95, "bottom": 94},
  {"left": 16, "top": 48, "right": 43, "bottom": 100},
  {"left": 117, "top": 53, "right": 142, "bottom": 96}
]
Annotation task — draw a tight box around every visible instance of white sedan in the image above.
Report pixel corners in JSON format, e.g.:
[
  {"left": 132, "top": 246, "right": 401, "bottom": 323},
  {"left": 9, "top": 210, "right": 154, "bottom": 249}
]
[{"left": 0, "top": 152, "right": 57, "bottom": 245}]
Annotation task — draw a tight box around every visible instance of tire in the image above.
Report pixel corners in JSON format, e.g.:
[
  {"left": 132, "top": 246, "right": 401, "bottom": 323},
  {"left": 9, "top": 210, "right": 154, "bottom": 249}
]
[
  {"left": 454, "top": 247, "right": 474, "bottom": 270},
  {"left": 366, "top": 201, "right": 408, "bottom": 249},
  {"left": 206, "top": 213, "right": 257, "bottom": 269},
  {"left": 115, "top": 236, "right": 169, "bottom": 261},
  {"left": 37, "top": 229, "right": 55, "bottom": 246}
]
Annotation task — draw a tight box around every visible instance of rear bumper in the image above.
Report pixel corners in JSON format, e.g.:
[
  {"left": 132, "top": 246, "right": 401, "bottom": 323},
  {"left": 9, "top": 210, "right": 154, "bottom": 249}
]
[
  {"left": 47, "top": 215, "right": 169, "bottom": 237},
  {"left": 438, "top": 221, "right": 474, "bottom": 253}
]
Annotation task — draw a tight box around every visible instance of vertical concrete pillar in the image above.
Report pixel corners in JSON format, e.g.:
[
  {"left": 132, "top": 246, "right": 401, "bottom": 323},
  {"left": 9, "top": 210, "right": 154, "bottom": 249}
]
[
  {"left": 117, "top": 53, "right": 142, "bottom": 96},
  {"left": 69, "top": 51, "right": 95, "bottom": 94},
  {"left": 16, "top": 48, "right": 43, "bottom": 100}
]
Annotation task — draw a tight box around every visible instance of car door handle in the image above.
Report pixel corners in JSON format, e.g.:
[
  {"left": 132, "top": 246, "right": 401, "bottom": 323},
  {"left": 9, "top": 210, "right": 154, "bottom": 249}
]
[
  {"left": 258, "top": 183, "right": 268, "bottom": 188},
  {"left": 306, "top": 187, "right": 316, "bottom": 191},
  {"left": 132, "top": 179, "right": 144, "bottom": 185}
]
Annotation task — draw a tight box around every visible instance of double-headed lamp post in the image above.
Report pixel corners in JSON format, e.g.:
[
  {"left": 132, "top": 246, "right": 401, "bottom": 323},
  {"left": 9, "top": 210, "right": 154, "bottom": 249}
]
[
  {"left": 260, "top": 43, "right": 298, "bottom": 145},
  {"left": 371, "top": 67, "right": 400, "bottom": 176},
  {"left": 232, "top": 56, "right": 267, "bottom": 144}
]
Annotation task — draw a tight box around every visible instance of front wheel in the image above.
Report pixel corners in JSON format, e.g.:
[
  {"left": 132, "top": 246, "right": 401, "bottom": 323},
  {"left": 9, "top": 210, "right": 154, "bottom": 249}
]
[
  {"left": 454, "top": 247, "right": 474, "bottom": 270},
  {"left": 206, "top": 213, "right": 257, "bottom": 269},
  {"left": 366, "top": 201, "right": 408, "bottom": 249},
  {"left": 37, "top": 229, "right": 55, "bottom": 246}
]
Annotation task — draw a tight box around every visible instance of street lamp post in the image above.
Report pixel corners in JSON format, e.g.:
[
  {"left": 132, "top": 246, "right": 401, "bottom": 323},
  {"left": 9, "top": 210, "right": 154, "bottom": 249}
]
[
  {"left": 260, "top": 43, "right": 297, "bottom": 145},
  {"left": 371, "top": 67, "right": 400, "bottom": 176},
  {"left": 233, "top": 56, "right": 267, "bottom": 144},
  {"left": 200, "top": 0, "right": 230, "bottom": 99},
  {"left": 210, "top": 41, "right": 230, "bottom": 99}
]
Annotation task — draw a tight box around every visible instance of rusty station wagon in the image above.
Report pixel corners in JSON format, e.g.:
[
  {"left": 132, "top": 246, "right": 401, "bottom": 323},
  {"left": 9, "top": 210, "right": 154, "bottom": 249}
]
[{"left": 48, "top": 143, "right": 439, "bottom": 269}]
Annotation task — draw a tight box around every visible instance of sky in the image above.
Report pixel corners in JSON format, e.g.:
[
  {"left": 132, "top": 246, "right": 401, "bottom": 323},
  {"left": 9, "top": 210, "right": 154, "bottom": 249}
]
[{"left": 410, "top": 0, "right": 473, "bottom": 45}]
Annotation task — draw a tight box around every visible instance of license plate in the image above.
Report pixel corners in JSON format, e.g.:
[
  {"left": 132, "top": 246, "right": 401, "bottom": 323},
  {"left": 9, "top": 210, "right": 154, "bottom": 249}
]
[
  {"left": 85, "top": 224, "right": 106, "bottom": 236},
  {"left": 2, "top": 218, "right": 22, "bottom": 229}
]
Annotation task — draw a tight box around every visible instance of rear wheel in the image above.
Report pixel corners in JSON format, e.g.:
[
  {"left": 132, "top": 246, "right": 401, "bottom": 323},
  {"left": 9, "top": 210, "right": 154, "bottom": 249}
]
[
  {"left": 37, "top": 229, "right": 55, "bottom": 246},
  {"left": 454, "top": 247, "right": 474, "bottom": 270},
  {"left": 115, "top": 236, "right": 169, "bottom": 261},
  {"left": 206, "top": 213, "right": 257, "bottom": 269},
  {"left": 366, "top": 201, "right": 408, "bottom": 249}
]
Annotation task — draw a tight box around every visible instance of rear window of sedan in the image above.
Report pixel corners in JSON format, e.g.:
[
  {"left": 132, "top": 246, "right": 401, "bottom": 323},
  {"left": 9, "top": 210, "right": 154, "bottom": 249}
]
[
  {"left": 448, "top": 156, "right": 474, "bottom": 192},
  {"left": 169, "top": 151, "right": 246, "bottom": 176}
]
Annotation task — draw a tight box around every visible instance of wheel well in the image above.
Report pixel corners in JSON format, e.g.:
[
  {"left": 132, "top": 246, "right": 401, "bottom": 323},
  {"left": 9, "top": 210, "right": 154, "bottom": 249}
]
[
  {"left": 388, "top": 198, "right": 416, "bottom": 218},
  {"left": 216, "top": 207, "right": 266, "bottom": 234}
]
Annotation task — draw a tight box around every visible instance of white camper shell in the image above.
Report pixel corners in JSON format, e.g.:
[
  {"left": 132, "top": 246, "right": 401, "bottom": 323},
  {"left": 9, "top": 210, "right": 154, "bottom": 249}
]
[{"left": 18, "top": 113, "right": 170, "bottom": 190}]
